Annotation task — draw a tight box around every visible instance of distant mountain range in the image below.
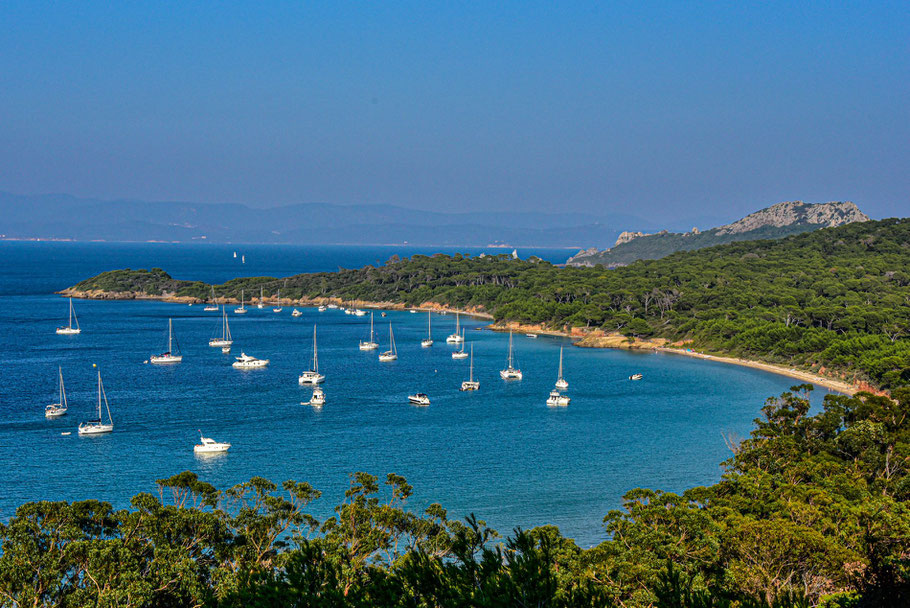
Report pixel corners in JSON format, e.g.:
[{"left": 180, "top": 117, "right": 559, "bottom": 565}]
[
  {"left": 567, "top": 201, "right": 871, "bottom": 266},
  {"left": 0, "top": 191, "right": 650, "bottom": 248}
]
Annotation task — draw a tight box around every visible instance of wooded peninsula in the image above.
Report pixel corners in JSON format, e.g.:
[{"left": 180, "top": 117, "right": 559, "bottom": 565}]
[{"left": 66, "top": 218, "right": 910, "bottom": 394}]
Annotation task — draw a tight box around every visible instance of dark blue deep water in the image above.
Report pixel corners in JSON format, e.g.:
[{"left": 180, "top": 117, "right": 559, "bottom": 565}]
[{"left": 0, "top": 242, "right": 832, "bottom": 546}]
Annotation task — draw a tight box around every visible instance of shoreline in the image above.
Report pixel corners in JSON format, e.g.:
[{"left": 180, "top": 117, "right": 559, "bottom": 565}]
[{"left": 60, "top": 290, "right": 872, "bottom": 396}]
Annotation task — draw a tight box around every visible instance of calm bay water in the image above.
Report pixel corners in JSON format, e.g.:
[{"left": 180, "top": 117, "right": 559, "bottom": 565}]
[{"left": 0, "top": 242, "right": 830, "bottom": 546}]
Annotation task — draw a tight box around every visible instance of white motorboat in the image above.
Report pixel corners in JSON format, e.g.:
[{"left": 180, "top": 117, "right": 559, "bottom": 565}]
[
  {"left": 194, "top": 432, "right": 231, "bottom": 454},
  {"left": 460, "top": 344, "right": 480, "bottom": 391},
  {"left": 209, "top": 306, "right": 233, "bottom": 347},
  {"left": 409, "top": 309, "right": 417, "bottom": 314},
  {"left": 299, "top": 325, "right": 326, "bottom": 384},
  {"left": 235, "top": 289, "right": 248, "bottom": 314},
  {"left": 56, "top": 297, "right": 81, "bottom": 335},
  {"left": 45, "top": 366, "right": 68, "bottom": 418},
  {"left": 359, "top": 312, "right": 379, "bottom": 350},
  {"left": 221, "top": 345, "right": 231, "bottom": 354},
  {"left": 527, "top": 333, "right": 538, "bottom": 338},
  {"left": 232, "top": 352, "right": 269, "bottom": 369},
  {"left": 306, "top": 386, "right": 326, "bottom": 407},
  {"left": 273, "top": 289, "right": 283, "bottom": 313},
  {"left": 421, "top": 311, "right": 433, "bottom": 347},
  {"left": 500, "top": 331, "right": 523, "bottom": 380},
  {"left": 204, "top": 286, "right": 219, "bottom": 311},
  {"left": 327, "top": 304, "right": 338, "bottom": 310},
  {"left": 318, "top": 305, "right": 327, "bottom": 312},
  {"left": 408, "top": 393, "right": 430, "bottom": 406},
  {"left": 353, "top": 308, "right": 367, "bottom": 317},
  {"left": 78, "top": 370, "right": 113, "bottom": 435},
  {"left": 546, "top": 390, "right": 570, "bottom": 407},
  {"left": 555, "top": 346, "right": 569, "bottom": 389},
  {"left": 150, "top": 318, "right": 183, "bottom": 364},
  {"left": 629, "top": 373, "right": 643, "bottom": 381},
  {"left": 378, "top": 323, "right": 398, "bottom": 361},
  {"left": 291, "top": 308, "right": 303, "bottom": 317},
  {"left": 446, "top": 312, "right": 463, "bottom": 343},
  {"left": 451, "top": 330, "right": 468, "bottom": 359},
  {"left": 257, "top": 286, "right": 265, "bottom": 309}
]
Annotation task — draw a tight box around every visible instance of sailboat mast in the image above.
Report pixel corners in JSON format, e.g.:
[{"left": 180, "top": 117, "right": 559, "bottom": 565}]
[
  {"left": 558, "top": 346, "right": 563, "bottom": 379},
  {"left": 470, "top": 344, "right": 474, "bottom": 381},
  {"left": 313, "top": 326, "right": 318, "bottom": 372},
  {"left": 97, "top": 370, "right": 102, "bottom": 418},
  {"left": 428, "top": 311, "right": 431, "bottom": 337},
  {"left": 168, "top": 319, "right": 173, "bottom": 353},
  {"left": 508, "top": 331, "right": 514, "bottom": 368},
  {"left": 370, "top": 312, "right": 374, "bottom": 341}
]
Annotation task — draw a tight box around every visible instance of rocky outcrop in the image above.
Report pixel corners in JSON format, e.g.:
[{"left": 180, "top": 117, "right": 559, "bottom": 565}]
[
  {"left": 568, "top": 200, "right": 870, "bottom": 267},
  {"left": 714, "top": 201, "right": 869, "bottom": 235}
]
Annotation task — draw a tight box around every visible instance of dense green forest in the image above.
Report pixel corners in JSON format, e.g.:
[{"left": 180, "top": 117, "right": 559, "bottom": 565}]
[
  {"left": 1, "top": 386, "right": 907, "bottom": 607},
  {"left": 69, "top": 219, "right": 910, "bottom": 390}
]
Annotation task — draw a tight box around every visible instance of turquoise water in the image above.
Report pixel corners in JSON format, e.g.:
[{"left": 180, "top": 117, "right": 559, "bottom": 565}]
[{"left": 0, "top": 242, "right": 830, "bottom": 546}]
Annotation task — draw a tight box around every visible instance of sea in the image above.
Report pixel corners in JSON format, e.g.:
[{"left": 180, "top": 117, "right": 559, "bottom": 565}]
[{"left": 0, "top": 241, "right": 832, "bottom": 546}]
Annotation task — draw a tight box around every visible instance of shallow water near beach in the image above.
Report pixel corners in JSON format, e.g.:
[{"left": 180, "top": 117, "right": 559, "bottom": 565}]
[{"left": 0, "top": 241, "right": 832, "bottom": 546}]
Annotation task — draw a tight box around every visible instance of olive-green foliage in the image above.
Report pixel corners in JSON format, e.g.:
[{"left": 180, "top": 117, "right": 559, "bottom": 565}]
[
  {"left": 1, "top": 388, "right": 908, "bottom": 607},
  {"left": 71, "top": 219, "right": 910, "bottom": 391}
]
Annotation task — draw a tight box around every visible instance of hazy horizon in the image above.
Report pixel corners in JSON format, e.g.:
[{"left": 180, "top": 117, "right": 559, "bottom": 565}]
[{"left": 1, "top": 2, "right": 907, "bottom": 223}]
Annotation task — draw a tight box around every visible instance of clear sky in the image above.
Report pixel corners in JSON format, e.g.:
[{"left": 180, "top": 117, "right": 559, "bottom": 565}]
[{"left": 1, "top": 1, "right": 907, "bottom": 223}]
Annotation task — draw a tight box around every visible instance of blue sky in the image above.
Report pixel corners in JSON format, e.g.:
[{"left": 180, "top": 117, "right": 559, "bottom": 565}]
[{"left": 0, "top": 1, "right": 907, "bottom": 223}]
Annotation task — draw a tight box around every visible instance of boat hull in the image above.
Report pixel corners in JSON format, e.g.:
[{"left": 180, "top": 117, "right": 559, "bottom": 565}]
[
  {"left": 78, "top": 423, "right": 113, "bottom": 435},
  {"left": 460, "top": 382, "right": 480, "bottom": 391},
  {"left": 209, "top": 340, "right": 233, "bottom": 347},
  {"left": 150, "top": 355, "right": 183, "bottom": 365},
  {"left": 500, "top": 369, "right": 523, "bottom": 380},
  {"left": 359, "top": 342, "right": 378, "bottom": 351},
  {"left": 56, "top": 328, "right": 81, "bottom": 335},
  {"left": 298, "top": 373, "right": 325, "bottom": 385}
]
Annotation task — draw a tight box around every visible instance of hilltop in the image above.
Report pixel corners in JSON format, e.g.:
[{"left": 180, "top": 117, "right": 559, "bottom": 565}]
[{"left": 567, "top": 201, "right": 870, "bottom": 266}]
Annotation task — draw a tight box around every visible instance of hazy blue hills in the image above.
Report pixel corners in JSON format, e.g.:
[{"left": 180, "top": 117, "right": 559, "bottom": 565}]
[{"left": 0, "top": 191, "right": 649, "bottom": 248}]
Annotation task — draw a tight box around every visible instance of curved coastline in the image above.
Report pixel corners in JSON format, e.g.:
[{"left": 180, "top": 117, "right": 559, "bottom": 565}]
[{"left": 60, "top": 288, "right": 869, "bottom": 396}]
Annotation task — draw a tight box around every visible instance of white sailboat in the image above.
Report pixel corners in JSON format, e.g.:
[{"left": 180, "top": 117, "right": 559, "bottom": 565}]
[
  {"left": 150, "top": 318, "right": 183, "bottom": 364},
  {"left": 204, "top": 286, "right": 219, "bottom": 311},
  {"left": 45, "top": 366, "right": 68, "bottom": 418},
  {"left": 257, "top": 286, "right": 265, "bottom": 309},
  {"left": 446, "top": 312, "right": 463, "bottom": 343},
  {"left": 299, "top": 325, "right": 326, "bottom": 384},
  {"left": 232, "top": 352, "right": 269, "bottom": 368},
  {"left": 78, "top": 370, "right": 113, "bottom": 435},
  {"left": 234, "top": 289, "right": 248, "bottom": 314},
  {"left": 452, "top": 329, "right": 468, "bottom": 359},
  {"left": 500, "top": 331, "right": 523, "bottom": 380},
  {"left": 56, "top": 298, "right": 81, "bottom": 335},
  {"left": 378, "top": 323, "right": 398, "bottom": 361},
  {"left": 273, "top": 289, "right": 283, "bottom": 313},
  {"left": 209, "top": 306, "right": 233, "bottom": 347},
  {"left": 460, "top": 344, "right": 480, "bottom": 391},
  {"left": 359, "top": 312, "right": 379, "bottom": 350},
  {"left": 291, "top": 308, "right": 303, "bottom": 317},
  {"left": 555, "top": 346, "right": 569, "bottom": 389},
  {"left": 194, "top": 431, "right": 231, "bottom": 453},
  {"left": 421, "top": 311, "right": 434, "bottom": 347}
]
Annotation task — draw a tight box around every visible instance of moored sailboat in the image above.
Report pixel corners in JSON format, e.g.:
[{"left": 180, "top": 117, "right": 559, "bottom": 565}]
[
  {"left": 45, "top": 366, "right": 68, "bottom": 418},
  {"left": 500, "top": 331, "right": 523, "bottom": 380},
  {"left": 555, "top": 346, "right": 569, "bottom": 389},
  {"left": 234, "top": 290, "right": 248, "bottom": 314},
  {"left": 359, "top": 312, "right": 379, "bottom": 350},
  {"left": 273, "top": 290, "right": 283, "bottom": 313},
  {"left": 209, "top": 306, "right": 233, "bottom": 347},
  {"left": 257, "top": 286, "right": 265, "bottom": 309},
  {"left": 78, "top": 370, "right": 113, "bottom": 435},
  {"left": 150, "top": 318, "right": 183, "bottom": 364},
  {"left": 56, "top": 298, "right": 81, "bottom": 335},
  {"left": 378, "top": 323, "right": 398, "bottom": 361},
  {"left": 460, "top": 344, "right": 480, "bottom": 391},
  {"left": 446, "top": 312, "right": 463, "bottom": 343},
  {"left": 421, "top": 311, "right": 433, "bottom": 347},
  {"left": 298, "top": 325, "right": 326, "bottom": 384},
  {"left": 204, "top": 286, "right": 219, "bottom": 311},
  {"left": 451, "top": 329, "right": 468, "bottom": 359}
]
